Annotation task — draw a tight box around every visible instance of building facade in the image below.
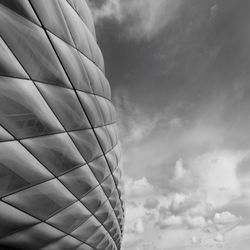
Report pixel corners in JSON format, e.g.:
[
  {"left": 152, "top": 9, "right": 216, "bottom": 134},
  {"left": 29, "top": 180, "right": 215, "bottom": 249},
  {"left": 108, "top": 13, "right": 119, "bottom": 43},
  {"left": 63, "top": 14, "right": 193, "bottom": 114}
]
[{"left": 0, "top": 1, "right": 124, "bottom": 249}]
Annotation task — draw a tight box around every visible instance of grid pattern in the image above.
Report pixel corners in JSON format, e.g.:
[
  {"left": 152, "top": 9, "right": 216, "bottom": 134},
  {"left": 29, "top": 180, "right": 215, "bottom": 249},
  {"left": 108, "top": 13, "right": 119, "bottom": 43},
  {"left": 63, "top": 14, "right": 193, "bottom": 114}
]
[{"left": 0, "top": 1, "right": 124, "bottom": 250}]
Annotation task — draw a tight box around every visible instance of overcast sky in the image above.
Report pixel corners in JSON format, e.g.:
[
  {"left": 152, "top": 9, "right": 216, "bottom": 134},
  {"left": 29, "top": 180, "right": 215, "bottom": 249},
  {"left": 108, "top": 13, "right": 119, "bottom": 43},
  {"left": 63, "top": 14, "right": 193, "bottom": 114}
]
[{"left": 88, "top": 0, "right": 250, "bottom": 249}]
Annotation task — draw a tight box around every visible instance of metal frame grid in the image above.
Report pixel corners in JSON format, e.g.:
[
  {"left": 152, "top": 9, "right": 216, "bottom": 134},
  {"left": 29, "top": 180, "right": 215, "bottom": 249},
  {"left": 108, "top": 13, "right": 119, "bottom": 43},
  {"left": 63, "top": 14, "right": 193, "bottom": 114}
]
[{"left": 0, "top": 1, "right": 124, "bottom": 249}]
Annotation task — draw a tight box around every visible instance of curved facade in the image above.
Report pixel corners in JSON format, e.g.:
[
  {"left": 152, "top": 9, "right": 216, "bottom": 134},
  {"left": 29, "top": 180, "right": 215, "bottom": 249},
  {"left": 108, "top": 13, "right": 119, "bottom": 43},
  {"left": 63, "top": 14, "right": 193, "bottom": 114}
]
[{"left": 0, "top": 1, "right": 124, "bottom": 250}]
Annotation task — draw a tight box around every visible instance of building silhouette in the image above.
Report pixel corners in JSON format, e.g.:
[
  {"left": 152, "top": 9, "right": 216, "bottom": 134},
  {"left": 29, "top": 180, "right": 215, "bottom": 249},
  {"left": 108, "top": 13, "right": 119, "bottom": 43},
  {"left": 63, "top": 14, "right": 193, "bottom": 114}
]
[{"left": 0, "top": 1, "right": 124, "bottom": 249}]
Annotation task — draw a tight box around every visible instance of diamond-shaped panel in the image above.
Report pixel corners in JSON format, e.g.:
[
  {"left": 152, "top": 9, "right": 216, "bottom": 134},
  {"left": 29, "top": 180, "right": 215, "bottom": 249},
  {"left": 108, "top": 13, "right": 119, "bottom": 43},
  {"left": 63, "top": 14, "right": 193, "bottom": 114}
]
[{"left": 0, "top": 0, "right": 124, "bottom": 249}]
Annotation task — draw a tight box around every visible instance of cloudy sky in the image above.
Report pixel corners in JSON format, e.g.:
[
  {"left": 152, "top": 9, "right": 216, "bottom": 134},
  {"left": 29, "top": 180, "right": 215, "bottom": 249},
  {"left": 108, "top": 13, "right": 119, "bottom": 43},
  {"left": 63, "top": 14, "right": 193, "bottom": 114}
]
[{"left": 88, "top": 0, "right": 250, "bottom": 249}]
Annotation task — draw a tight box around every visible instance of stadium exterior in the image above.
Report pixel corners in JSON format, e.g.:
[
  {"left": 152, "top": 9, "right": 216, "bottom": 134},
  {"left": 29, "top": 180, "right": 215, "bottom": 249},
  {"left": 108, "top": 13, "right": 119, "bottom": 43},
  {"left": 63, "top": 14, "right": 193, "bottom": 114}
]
[{"left": 0, "top": 1, "right": 124, "bottom": 250}]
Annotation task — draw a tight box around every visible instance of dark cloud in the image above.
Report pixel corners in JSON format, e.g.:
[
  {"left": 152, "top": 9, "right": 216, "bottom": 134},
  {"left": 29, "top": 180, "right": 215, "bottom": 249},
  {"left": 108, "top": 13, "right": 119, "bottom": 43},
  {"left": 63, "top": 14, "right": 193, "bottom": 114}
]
[
  {"left": 217, "top": 197, "right": 250, "bottom": 224},
  {"left": 237, "top": 156, "right": 250, "bottom": 178},
  {"left": 158, "top": 206, "right": 170, "bottom": 220},
  {"left": 143, "top": 197, "right": 160, "bottom": 210},
  {"left": 127, "top": 200, "right": 138, "bottom": 208},
  {"left": 89, "top": 0, "right": 185, "bottom": 41},
  {"left": 92, "top": 1, "right": 250, "bottom": 246},
  {"left": 94, "top": 0, "right": 250, "bottom": 126}
]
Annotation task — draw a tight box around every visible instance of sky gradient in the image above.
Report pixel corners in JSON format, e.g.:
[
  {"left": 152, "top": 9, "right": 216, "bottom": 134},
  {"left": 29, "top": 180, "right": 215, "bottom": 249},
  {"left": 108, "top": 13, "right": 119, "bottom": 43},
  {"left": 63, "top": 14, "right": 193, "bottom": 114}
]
[{"left": 88, "top": 0, "right": 250, "bottom": 249}]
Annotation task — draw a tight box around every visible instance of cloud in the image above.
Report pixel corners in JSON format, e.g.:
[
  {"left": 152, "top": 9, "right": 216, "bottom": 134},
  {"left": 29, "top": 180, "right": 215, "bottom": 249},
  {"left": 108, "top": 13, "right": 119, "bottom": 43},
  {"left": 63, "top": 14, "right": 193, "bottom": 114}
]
[
  {"left": 144, "top": 212, "right": 156, "bottom": 222},
  {"left": 191, "top": 151, "right": 249, "bottom": 207},
  {"left": 122, "top": 150, "right": 249, "bottom": 249},
  {"left": 113, "top": 91, "right": 163, "bottom": 145},
  {"left": 149, "top": 150, "right": 250, "bottom": 208},
  {"left": 154, "top": 192, "right": 210, "bottom": 230},
  {"left": 172, "top": 158, "right": 186, "bottom": 180},
  {"left": 88, "top": 0, "right": 184, "bottom": 40},
  {"left": 185, "top": 215, "right": 206, "bottom": 229},
  {"left": 158, "top": 215, "right": 183, "bottom": 229},
  {"left": 191, "top": 236, "right": 201, "bottom": 245},
  {"left": 168, "top": 193, "right": 186, "bottom": 213},
  {"left": 224, "top": 224, "right": 250, "bottom": 250},
  {"left": 124, "top": 176, "right": 154, "bottom": 198},
  {"left": 88, "top": 0, "right": 122, "bottom": 21},
  {"left": 165, "top": 158, "right": 196, "bottom": 193},
  {"left": 213, "top": 211, "right": 240, "bottom": 225},
  {"left": 143, "top": 197, "right": 160, "bottom": 210},
  {"left": 214, "top": 233, "right": 224, "bottom": 242},
  {"left": 135, "top": 219, "right": 145, "bottom": 234},
  {"left": 126, "top": 200, "right": 138, "bottom": 208},
  {"left": 125, "top": 217, "right": 145, "bottom": 235},
  {"left": 158, "top": 206, "right": 170, "bottom": 220},
  {"left": 168, "top": 192, "right": 206, "bottom": 215}
]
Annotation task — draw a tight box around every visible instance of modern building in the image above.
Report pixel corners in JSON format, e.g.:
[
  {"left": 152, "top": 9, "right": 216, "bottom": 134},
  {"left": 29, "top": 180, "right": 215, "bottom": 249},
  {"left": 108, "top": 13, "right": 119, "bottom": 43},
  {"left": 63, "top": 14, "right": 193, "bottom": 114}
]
[{"left": 0, "top": 1, "right": 124, "bottom": 249}]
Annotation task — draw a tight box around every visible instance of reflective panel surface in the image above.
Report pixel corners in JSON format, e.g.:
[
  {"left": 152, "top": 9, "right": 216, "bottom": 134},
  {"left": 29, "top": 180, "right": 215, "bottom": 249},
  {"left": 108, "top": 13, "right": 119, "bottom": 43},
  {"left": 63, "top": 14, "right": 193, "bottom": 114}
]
[{"left": 0, "top": 0, "right": 123, "bottom": 249}]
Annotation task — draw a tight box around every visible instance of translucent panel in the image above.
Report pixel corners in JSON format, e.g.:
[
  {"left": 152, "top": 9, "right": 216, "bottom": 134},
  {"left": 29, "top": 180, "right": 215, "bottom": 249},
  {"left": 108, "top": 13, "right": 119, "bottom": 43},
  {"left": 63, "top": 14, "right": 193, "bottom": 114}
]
[
  {"left": 99, "top": 241, "right": 113, "bottom": 250},
  {"left": 37, "top": 82, "right": 91, "bottom": 131},
  {"left": 109, "top": 189, "right": 120, "bottom": 209},
  {"left": 77, "top": 92, "right": 104, "bottom": 127},
  {"left": 0, "top": 141, "right": 52, "bottom": 197},
  {"left": 114, "top": 208, "right": 122, "bottom": 223},
  {"left": 69, "top": 129, "right": 103, "bottom": 162},
  {"left": 114, "top": 203, "right": 123, "bottom": 219},
  {"left": 98, "top": 71, "right": 111, "bottom": 100},
  {"left": 86, "top": 227, "right": 106, "bottom": 247},
  {"left": 85, "top": 30, "right": 103, "bottom": 70},
  {"left": 93, "top": 45, "right": 105, "bottom": 73},
  {"left": 106, "top": 100, "right": 117, "bottom": 123},
  {"left": 81, "top": 185, "right": 107, "bottom": 214},
  {"left": 71, "top": 0, "right": 96, "bottom": 39},
  {"left": 0, "top": 202, "right": 39, "bottom": 238},
  {"left": 117, "top": 180, "right": 125, "bottom": 201},
  {"left": 106, "top": 124, "right": 119, "bottom": 148},
  {"left": 79, "top": 55, "right": 104, "bottom": 96},
  {"left": 117, "top": 217, "right": 123, "bottom": 228},
  {"left": 47, "top": 32, "right": 93, "bottom": 93},
  {"left": 94, "top": 201, "right": 110, "bottom": 224},
  {"left": 101, "top": 175, "right": 116, "bottom": 198},
  {"left": 68, "top": 0, "right": 104, "bottom": 71},
  {"left": 58, "top": 0, "right": 92, "bottom": 59},
  {"left": 81, "top": 44, "right": 105, "bottom": 78},
  {"left": 106, "top": 213, "right": 117, "bottom": 230},
  {"left": 75, "top": 244, "right": 95, "bottom": 250},
  {"left": 0, "top": 223, "right": 65, "bottom": 250},
  {"left": 59, "top": 165, "right": 99, "bottom": 199},
  {"left": 0, "top": 6, "right": 71, "bottom": 87},
  {"left": 88, "top": 156, "right": 110, "bottom": 183},
  {"left": 0, "top": 125, "right": 14, "bottom": 142},
  {"left": 3, "top": 179, "right": 77, "bottom": 220},
  {"left": 47, "top": 201, "right": 91, "bottom": 233},
  {"left": 72, "top": 216, "right": 101, "bottom": 242},
  {"left": 114, "top": 143, "right": 122, "bottom": 163},
  {"left": 30, "top": 0, "right": 74, "bottom": 45},
  {"left": 96, "top": 234, "right": 110, "bottom": 250},
  {"left": 66, "top": 0, "right": 75, "bottom": 8},
  {"left": 40, "top": 235, "right": 82, "bottom": 250},
  {"left": 103, "top": 217, "right": 115, "bottom": 232},
  {"left": 110, "top": 228, "right": 119, "bottom": 242},
  {"left": 113, "top": 232, "right": 120, "bottom": 243},
  {"left": 105, "top": 149, "right": 118, "bottom": 172},
  {"left": 96, "top": 97, "right": 112, "bottom": 125},
  {"left": 113, "top": 167, "right": 122, "bottom": 186},
  {"left": 94, "top": 126, "right": 112, "bottom": 153},
  {"left": 103, "top": 210, "right": 118, "bottom": 229},
  {"left": 0, "top": 0, "right": 40, "bottom": 25},
  {"left": 105, "top": 210, "right": 119, "bottom": 232},
  {"left": 0, "top": 37, "right": 28, "bottom": 78},
  {"left": 118, "top": 211, "right": 124, "bottom": 223},
  {"left": 0, "top": 77, "right": 64, "bottom": 138},
  {"left": 112, "top": 228, "right": 120, "bottom": 241},
  {"left": 22, "top": 133, "right": 85, "bottom": 176}
]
